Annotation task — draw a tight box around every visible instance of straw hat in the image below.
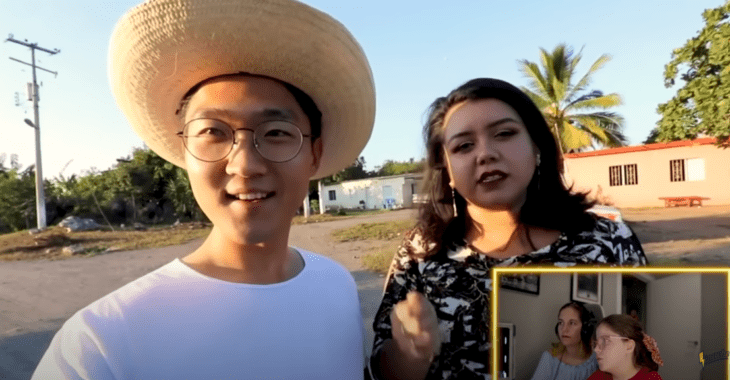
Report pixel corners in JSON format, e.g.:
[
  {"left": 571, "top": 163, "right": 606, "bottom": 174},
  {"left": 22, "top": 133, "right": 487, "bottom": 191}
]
[{"left": 109, "top": 0, "right": 375, "bottom": 179}]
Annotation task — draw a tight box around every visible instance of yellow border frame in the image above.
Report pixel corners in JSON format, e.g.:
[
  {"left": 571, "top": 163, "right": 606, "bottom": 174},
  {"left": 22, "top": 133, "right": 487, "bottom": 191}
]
[{"left": 491, "top": 267, "right": 730, "bottom": 379}]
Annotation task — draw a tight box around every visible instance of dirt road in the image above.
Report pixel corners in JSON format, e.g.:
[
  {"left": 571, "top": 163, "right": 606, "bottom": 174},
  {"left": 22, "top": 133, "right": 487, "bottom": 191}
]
[
  {"left": 625, "top": 205, "right": 730, "bottom": 265},
  {"left": 0, "top": 209, "right": 413, "bottom": 380}
]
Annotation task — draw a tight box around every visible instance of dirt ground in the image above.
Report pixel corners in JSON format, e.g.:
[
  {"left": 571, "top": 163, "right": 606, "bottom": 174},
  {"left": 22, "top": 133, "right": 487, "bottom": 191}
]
[
  {"left": 623, "top": 205, "right": 730, "bottom": 265},
  {"left": 0, "top": 210, "right": 411, "bottom": 380},
  {"left": 1, "top": 206, "right": 729, "bottom": 379}
]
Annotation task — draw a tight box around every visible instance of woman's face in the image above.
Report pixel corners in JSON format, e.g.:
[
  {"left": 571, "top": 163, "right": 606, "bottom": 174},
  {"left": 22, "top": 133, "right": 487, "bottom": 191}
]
[
  {"left": 441, "top": 98, "right": 538, "bottom": 212},
  {"left": 594, "top": 324, "right": 634, "bottom": 374},
  {"left": 557, "top": 307, "right": 583, "bottom": 348}
]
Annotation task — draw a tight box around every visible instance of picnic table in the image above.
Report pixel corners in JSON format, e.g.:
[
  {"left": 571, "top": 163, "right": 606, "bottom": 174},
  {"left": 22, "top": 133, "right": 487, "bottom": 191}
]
[{"left": 658, "top": 196, "right": 709, "bottom": 207}]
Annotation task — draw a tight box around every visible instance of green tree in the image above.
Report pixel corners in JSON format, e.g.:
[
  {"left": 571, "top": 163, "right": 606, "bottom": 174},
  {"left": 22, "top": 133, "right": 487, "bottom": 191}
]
[
  {"left": 643, "top": 128, "right": 661, "bottom": 144},
  {"left": 0, "top": 165, "right": 37, "bottom": 231},
  {"left": 375, "top": 159, "right": 424, "bottom": 177},
  {"left": 166, "top": 166, "right": 202, "bottom": 220},
  {"left": 319, "top": 156, "right": 370, "bottom": 185},
  {"left": 656, "top": 1, "right": 730, "bottom": 143},
  {"left": 519, "top": 44, "right": 627, "bottom": 153}
]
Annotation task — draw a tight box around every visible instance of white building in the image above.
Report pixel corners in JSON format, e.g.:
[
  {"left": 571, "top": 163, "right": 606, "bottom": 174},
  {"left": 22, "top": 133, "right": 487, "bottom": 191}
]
[
  {"left": 320, "top": 173, "right": 423, "bottom": 210},
  {"left": 564, "top": 138, "right": 730, "bottom": 208}
]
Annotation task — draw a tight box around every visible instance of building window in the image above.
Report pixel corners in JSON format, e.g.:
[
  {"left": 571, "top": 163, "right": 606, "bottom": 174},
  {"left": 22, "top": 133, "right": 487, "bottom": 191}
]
[
  {"left": 670, "top": 158, "right": 705, "bottom": 182},
  {"left": 624, "top": 164, "right": 638, "bottom": 185},
  {"left": 328, "top": 190, "right": 336, "bottom": 200},
  {"left": 686, "top": 158, "right": 706, "bottom": 181},
  {"left": 609, "top": 164, "right": 638, "bottom": 186},
  {"left": 609, "top": 165, "right": 623, "bottom": 186},
  {"left": 670, "top": 159, "right": 685, "bottom": 182}
]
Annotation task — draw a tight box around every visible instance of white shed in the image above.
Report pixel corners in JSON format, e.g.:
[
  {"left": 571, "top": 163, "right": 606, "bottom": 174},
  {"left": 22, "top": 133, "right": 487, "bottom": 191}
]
[{"left": 320, "top": 173, "right": 423, "bottom": 210}]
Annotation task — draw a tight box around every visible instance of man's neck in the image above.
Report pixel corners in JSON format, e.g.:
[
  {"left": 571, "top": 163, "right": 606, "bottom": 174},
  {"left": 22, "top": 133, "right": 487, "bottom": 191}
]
[{"left": 182, "top": 226, "right": 302, "bottom": 284}]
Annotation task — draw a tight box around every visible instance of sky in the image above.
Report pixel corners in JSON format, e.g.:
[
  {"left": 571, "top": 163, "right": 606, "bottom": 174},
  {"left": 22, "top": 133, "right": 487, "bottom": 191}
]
[{"left": 0, "top": 0, "right": 723, "bottom": 179}]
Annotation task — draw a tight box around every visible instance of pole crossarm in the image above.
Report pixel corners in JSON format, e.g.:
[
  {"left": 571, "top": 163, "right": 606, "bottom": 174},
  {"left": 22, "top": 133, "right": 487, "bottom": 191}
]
[
  {"left": 5, "top": 36, "right": 60, "bottom": 55},
  {"left": 8, "top": 57, "right": 58, "bottom": 76}
]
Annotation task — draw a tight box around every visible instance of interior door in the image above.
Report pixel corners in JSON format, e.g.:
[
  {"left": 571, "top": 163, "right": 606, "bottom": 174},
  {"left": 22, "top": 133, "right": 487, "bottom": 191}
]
[{"left": 647, "top": 274, "right": 701, "bottom": 380}]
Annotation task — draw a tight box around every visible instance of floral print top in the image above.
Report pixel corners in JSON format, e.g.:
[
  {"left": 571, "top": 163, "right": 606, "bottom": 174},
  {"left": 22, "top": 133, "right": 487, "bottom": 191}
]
[{"left": 369, "top": 218, "right": 647, "bottom": 380}]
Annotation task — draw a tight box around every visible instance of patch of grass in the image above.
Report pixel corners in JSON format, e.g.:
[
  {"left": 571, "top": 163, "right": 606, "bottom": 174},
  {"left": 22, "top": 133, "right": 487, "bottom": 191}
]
[
  {"left": 291, "top": 213, "right": 341, "bottom": 225},
  {"left": 331, "top": 220, "right": 414, "bottom": 242},
  {"left": 362, "top": 241, "right": 400, "bottom": 274},
  {"left": 292, "top": 209, "right": 389, "bottom": 225},
  {"left": 0, "top": 224, "right": 211, "bottom": 261}
]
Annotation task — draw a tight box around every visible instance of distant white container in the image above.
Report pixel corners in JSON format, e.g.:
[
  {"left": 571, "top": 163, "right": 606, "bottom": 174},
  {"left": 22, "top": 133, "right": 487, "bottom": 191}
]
[{"left": 587, "top": 205, "right": 623, "bottom": 222}]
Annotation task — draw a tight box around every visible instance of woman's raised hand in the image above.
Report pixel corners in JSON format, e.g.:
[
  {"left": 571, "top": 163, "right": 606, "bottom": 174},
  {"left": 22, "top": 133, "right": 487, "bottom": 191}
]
[{"left": 390, "top": 291, "right": 442, "bottom": 361}]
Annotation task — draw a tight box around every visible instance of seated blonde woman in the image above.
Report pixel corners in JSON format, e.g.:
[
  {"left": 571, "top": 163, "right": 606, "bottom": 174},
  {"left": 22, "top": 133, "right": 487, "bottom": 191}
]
[{"left": 531, "top": 302, "right": 597, "bottom": 380}]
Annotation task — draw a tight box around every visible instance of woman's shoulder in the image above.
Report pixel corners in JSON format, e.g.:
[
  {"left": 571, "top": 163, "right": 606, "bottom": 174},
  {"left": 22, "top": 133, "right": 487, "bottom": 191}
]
[
  {"left": 554, "top": 217, "right": 646, "bottom": 265},
  {"left": 592, "top": 217, "right": 637, "bottom": 237},
  {"left": 383, "top": 227, "right": 434, "bottom": 281},
  {"left": 586, "top": 370, "right": 607, "bottom": 380},
  {"left": 540, "top": 349, "right": 559, "bottom": 361},
  {"left": 570, "top": 216, "right": 630, "bottom": 237},
  {"left": 571, "top": 217, "right": 638, "bottom": 248},
  {"left": 395, "top": 226, "right": 439, "bottom": 261},
  {"left": 634, "top": 367, "right": 663, "bottom": 379}
]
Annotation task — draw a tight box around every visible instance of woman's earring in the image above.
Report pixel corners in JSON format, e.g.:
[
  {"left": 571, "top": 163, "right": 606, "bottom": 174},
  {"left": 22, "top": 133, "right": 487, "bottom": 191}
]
[{"left": 451, "top": 188, "right": 458, "bottom": 217}]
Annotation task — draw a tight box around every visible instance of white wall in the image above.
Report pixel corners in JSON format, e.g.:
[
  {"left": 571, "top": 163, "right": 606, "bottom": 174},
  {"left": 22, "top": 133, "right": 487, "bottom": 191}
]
[
  {"left": 647, "top": 274, "right": 701, "bottom": 380},
  {"left": 499, "top": 272, "right": 725, "bottom": 380},
  {"left": 499, "top": 273, "right": 618, "bottom": 380},
  {"left": 321, "top": 175, "right": 421, "bottom": 210},
  {"left": 701, "top": 274, "right": 728, "bottom": 380},
  {"left": 564, "top": 142, "right": 730, "bottom": 207}
]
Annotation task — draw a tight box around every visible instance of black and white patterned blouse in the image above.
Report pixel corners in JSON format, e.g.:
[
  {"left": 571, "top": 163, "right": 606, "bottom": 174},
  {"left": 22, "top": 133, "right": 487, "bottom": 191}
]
[{"left": 369, "top": 218, "right": 647, "bottom": 380}]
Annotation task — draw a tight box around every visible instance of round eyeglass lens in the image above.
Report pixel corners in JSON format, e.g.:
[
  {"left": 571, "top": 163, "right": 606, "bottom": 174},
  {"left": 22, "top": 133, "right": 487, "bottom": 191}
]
[
  {"left": 182, "top": 119, "right": 235, "bottom": 162},
  {"left": 254, "top": 121, "right": 304, "bottom": 162}
]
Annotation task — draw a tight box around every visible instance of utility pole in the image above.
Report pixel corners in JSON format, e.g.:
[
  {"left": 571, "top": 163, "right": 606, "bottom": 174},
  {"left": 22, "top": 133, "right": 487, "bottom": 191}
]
[{"left": 6, "top": 34, "right": 60, "bottom": 230}]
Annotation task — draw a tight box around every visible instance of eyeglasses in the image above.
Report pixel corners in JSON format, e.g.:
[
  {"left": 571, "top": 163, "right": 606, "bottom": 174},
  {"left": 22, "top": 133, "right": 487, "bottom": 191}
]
[
  {"left": 592, "top": 335, "right": 630, "bottom": 350},
  {"left": 177, "top": 118, "right": 312, "bottom": 163}
]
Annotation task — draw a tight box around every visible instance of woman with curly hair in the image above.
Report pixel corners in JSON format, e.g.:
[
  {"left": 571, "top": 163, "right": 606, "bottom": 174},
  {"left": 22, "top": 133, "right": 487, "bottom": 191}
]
[
  {"left": 368, "top": 78, "right": 647, "bottom": 380},
  {"left": 588, "top": 314, "right": 664, "bottom": 379}
]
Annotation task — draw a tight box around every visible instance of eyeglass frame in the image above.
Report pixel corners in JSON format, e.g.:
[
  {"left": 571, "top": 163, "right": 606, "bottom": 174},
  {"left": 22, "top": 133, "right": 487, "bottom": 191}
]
[
  {"left": 176, "top": 118, "right": 313, "bottom": 163},
  {"left": 592, "top": 335, "right": 631, "bottom": 350}
]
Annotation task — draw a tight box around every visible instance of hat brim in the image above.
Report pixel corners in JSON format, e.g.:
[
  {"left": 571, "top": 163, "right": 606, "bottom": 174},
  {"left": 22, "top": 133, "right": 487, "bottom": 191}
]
[{"left": 109, "top": 0, "right": 375, "bottom": 179}]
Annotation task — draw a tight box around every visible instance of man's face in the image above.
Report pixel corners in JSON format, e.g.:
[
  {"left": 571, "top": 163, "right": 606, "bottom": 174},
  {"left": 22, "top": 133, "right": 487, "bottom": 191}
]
[{"left": 182, "top": 75, "right": 321, "bottom": 245}]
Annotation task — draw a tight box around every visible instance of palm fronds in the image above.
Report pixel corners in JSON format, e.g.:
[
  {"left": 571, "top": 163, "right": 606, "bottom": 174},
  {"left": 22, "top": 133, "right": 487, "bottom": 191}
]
[{"left": 518, "top": 45, "right": 627, "bottom": 152}]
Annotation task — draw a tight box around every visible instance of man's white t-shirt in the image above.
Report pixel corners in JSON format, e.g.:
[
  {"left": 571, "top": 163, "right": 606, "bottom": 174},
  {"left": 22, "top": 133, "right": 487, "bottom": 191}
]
[{"left": 33, "top": 249, "right": 364, "bottom": 379}]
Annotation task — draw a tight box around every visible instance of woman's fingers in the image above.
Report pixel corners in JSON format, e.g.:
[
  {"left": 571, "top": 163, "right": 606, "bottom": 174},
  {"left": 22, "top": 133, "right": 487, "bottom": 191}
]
[{"left": 391, "top": 291, "right": 442, "bottom": 359}]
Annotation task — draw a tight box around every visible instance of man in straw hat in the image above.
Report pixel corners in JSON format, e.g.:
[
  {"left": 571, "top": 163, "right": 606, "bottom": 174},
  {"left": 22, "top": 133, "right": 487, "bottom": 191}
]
[{"left": 33, "top": 0, "right": 375, "bottom": 378}]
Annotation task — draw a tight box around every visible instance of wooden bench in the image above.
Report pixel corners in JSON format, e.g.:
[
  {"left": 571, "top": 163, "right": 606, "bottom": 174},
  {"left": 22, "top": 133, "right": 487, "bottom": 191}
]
[{"left": 658, "top": 196, "right": 709, "bottom": 207}]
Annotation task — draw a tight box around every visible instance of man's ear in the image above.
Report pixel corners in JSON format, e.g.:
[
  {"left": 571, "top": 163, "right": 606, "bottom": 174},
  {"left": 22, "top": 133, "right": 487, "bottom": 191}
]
[{"left": 310, "top": 137, "right": 323, "bottom": 173}]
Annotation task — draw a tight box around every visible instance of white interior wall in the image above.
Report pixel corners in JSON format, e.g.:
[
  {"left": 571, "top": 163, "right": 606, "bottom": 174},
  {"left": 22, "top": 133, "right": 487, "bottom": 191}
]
[
  {"left": 499, "top": 274, "right": 618, "bottom": 380},
  {"left": 647, "top": 274, "right": 701, "bottom": 380}
]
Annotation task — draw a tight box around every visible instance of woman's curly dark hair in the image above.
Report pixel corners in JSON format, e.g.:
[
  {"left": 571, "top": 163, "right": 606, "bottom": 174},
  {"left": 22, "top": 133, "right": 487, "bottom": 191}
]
[{"left": 414, "top": 78, "right": 595, "bottom": 258}]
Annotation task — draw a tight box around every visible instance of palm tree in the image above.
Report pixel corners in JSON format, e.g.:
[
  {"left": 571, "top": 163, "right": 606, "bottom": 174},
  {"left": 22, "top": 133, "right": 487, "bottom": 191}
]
[{"left": 519, "top": 44, "right": 627, "bottom": 153}]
